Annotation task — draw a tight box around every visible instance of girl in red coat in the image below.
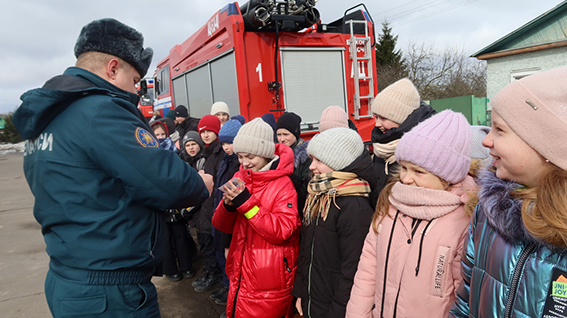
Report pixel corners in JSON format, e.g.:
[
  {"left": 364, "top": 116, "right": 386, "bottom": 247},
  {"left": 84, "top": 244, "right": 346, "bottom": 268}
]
[{"left": 212, "top": 118, "right": 301, "bottom": 318}]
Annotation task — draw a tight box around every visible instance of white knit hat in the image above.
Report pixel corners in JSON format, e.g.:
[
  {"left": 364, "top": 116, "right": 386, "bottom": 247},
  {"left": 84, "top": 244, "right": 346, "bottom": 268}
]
[
  {"left": 372, "top": 78, "right": 420, "bottom": 124},
  {"left": 210, "top": 101, "right": 230, "bottom": 116},
  {"left": 307, "top": 127, "right": 364, "bottom": 171},
  {"left": 233, "top": 118, "right": 275, "bottom": 159}
]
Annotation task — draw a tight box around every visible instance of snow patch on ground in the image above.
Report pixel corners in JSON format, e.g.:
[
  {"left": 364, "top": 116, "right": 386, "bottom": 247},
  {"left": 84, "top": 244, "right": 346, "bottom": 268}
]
[{"left": 0, "top": 142, "right": 25, "bottom": 155}]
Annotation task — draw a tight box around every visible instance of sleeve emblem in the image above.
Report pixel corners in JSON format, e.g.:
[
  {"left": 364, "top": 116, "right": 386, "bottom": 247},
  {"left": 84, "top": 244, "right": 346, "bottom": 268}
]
[{"left": 135, "top": 127, "right": 159, "bottom": 148}]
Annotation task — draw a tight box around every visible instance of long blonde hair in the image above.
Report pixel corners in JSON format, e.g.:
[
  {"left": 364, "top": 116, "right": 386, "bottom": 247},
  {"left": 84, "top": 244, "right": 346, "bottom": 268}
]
[
  {"left": 371, "top": 160, "right": 480, "bottom": 234},
  {"left": 514, "top": 162, "right": 567, "bottom": 248}
]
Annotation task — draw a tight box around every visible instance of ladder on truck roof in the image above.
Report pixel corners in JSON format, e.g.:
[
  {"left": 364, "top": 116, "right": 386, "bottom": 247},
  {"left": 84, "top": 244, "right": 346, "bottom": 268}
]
[{"left": 346, "top": 19, "right": 374, "bottom": 120}]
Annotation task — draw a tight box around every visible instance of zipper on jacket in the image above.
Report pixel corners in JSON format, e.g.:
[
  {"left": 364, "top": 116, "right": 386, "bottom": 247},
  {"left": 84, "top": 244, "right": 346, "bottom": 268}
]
[
  {"left": 284, "top": 257, "right": 292, "bottom": 273},
  {"left": 306, "top": 216, "right": 320, "bottom": 318},
  {"left": 231, "top": 275, "right": 242, "bottom": 318},
  {"left": 380, "top": 210, "right": 400, "bottom": 318},
  {"left": 504, "top": 243, "right": 536, "bottom": 318}
]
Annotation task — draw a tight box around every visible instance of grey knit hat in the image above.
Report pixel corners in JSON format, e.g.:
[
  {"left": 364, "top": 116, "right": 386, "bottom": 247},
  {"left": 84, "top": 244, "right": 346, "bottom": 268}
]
[
  {"left": 233, "top": 118, "right": 275, "bottom": 159},
  {"left": 470, "top": 125, "right": 491, "bottom": 160},
  {"left": 74, "top": 18, "right": 154, "bottom": 77},
  {"left": 372, "top": 78, "right": 420, "bottom": 124},
  {"left": 183, "top": 131, "right": 205, "bottom": 149},
  {"left": 307, "top": 127, "right": 364, "bottom": 171}
]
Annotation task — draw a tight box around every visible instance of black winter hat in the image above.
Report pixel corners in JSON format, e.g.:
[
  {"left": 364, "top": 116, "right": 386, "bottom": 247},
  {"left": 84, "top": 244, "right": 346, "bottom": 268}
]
[
  {"left": 275, "top": 112, "right": 302, "bottom": 140},
  {"left": 151, "top": 117, "right": 176, "bottom": 137},
  {"left": 74, "top": 18, "right": 153, "bottom": 77},
  {"left": 175, "top": 105, "right": 189, "bottom": 118}
]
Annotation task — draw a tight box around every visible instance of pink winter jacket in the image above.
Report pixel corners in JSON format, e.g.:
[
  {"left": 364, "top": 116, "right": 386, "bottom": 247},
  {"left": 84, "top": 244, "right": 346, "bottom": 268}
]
[{"left": 346, "top": 175, "right": 476, "bottom": 318}]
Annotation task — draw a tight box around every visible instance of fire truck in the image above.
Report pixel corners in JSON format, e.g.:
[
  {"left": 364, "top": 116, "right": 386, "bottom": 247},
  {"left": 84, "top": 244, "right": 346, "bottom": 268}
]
[
  {"left": 137, "top": 77, "right": 156, "bottom": 118},
  {"left": 148, "top": 0, "right": 377, "bottom": 141}
]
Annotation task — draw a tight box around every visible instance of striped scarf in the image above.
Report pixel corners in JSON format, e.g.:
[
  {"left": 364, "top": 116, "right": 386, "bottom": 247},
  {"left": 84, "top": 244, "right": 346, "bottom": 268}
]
[{"left": 303, "top": 171, "right": 371, "bottom": 225}]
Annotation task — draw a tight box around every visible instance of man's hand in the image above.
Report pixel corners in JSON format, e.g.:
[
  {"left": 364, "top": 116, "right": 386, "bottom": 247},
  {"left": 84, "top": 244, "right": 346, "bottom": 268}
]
[{"left": 198, "top": 170, "right": 214, "bottom": 197}]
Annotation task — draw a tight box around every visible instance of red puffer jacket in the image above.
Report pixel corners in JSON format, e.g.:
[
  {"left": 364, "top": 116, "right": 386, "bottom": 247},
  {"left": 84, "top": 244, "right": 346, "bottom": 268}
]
[{"left": 212, "top": 144, "right": 301, "bottom": 318}]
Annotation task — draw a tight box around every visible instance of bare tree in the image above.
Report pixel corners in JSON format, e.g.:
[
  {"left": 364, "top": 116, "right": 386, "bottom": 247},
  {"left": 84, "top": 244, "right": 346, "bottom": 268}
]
[{"left": 404, "top": 41, "right": 486, "bottom": 100}]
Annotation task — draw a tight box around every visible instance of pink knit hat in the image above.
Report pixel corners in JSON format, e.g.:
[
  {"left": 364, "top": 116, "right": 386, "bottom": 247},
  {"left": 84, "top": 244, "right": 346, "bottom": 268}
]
[
  {"left": 491, "top": 66, "right": 567, "bottom": 170},
  {"left": 319, "top": 106, "right": 349, "bottom": 132},
  {"left": 395, "top": 110, "right": 471, "bottom": 184}
]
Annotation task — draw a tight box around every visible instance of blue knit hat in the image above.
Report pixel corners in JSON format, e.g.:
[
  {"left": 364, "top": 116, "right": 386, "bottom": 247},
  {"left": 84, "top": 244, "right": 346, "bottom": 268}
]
[
  {"left": 232, "top": 115, "right": 246, "bottom": 125},
  {"left": 261, "top": 113, "right": 276, "bottom": 130},
  {"left": 218, "top": 119, "right": 242, "bottom": 144}
]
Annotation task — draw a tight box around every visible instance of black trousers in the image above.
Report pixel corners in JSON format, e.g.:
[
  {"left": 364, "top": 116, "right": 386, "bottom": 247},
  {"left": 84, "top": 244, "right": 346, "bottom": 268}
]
[
  {"left": 197, "top": 230, "right": 221, "bottom": 275},
  {"left": 162, "top": 221, "right": 194, "bottom": 275}
]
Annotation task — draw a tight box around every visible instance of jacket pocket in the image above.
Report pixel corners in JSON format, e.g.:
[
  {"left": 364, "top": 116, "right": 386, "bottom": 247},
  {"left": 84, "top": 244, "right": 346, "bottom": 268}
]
[
  {"left": 60, "top": 295, "right": 107, "bottom": 315},
  {"left": 249, "top": 248, "right": 284, "bottom": 291},
  {"left": 432, "top": 245, "right": 451, "bottom": 297}
]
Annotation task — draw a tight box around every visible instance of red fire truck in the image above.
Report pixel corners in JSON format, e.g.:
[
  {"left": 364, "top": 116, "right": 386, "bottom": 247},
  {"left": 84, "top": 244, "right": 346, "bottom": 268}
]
[{"left": 149, "top": 0, "right": 377, "bottom": 141}]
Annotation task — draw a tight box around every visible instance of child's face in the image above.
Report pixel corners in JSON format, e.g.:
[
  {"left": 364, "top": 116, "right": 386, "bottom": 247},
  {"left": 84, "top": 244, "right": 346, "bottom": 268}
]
[
  {"left": 482, "top": 110, "right": 547, "bottom": 187},
  {"left": 215, "top": 112, "right": 229, "bottom": 125},
  {"left": 237, "top": 152, "right": 269, "bottom": 172},
  {"left": 153, "top": 126, "right": 167, "bottom": 139},
  {"left": 185, "top": 141, "right": 201, "bottom": 156},
  {"left": 277, "top": 128, "right": 297, "bottom": 147},
  {"left": 374, "top": 114, "right": 400, "bottom": 133},
  {"left": 309, "top": 156, "right": 334, "bottom": 175},
  {"left": 200, "top": 130, "right": 217, "bottom": 145},
  {"left": 222, "top": 143, "right": 234, "bottom": 155},
  {"left": 399, "top": 161, "right": 446, "bottom": 190}
]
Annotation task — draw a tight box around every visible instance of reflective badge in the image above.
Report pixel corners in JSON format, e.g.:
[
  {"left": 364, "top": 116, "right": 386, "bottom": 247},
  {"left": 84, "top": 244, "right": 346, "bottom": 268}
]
[
  {"left": 542, "top": 268, "right": 567, "bottom": 317},
  {"left": 135, "top": 127, "right": 159, "bottom": 148}
]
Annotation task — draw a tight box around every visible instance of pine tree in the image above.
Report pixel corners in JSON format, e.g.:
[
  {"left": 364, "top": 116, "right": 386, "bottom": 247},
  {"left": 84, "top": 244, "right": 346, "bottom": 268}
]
[{"left": 375, "top": 21, "right": 407, "bottom": 89}]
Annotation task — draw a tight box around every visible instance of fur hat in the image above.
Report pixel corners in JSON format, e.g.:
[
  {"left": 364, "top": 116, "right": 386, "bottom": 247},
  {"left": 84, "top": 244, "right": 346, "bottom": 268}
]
[
  {"left": 74, "top": 18, "right": 153, "bottom": 77},
  {"left": 233, "top": 118, "right": 275, "bottom": 159},
  {"left": 174, "top": 105, "right": 189, "bottom": 118},
  {"left": 198, "top": 115, "right": 221, "bottom": 136},
  {"left": 395, "top": 110, "right": 471, "bottom": 184},
  {"left": 275, "top": 112, "right": 302, "bottom": 140},
  {"left": 218, "top": 119, "right": 242, "bottom": 144},
  {"left": 307, "top": 127, "right": 364, "bottom": 171},
  {"left": 210, "top": 102, "right": 230, "bottom": 116},
  {"left": 372, "top": 78, "right": 420, "bottom": 124},
  {"left": 319, "top": 106, "right": 349, "bottom": 132},
  {"left": 183, "top": 131, "right": 205, "bottom": 149},
  {"left": 491, "top": 66, "right": 567, "bottom": 170}
]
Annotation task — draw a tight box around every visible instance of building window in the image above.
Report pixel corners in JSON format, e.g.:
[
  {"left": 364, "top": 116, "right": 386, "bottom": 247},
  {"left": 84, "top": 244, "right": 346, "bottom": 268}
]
[{"left": 510, "top": 67, "right": 540, "bottom": 82}]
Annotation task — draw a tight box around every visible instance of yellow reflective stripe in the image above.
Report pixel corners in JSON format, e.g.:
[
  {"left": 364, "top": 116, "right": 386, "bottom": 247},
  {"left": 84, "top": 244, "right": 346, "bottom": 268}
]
[{"left": 244, "top": 206, "right": 259, "bottom": 219}]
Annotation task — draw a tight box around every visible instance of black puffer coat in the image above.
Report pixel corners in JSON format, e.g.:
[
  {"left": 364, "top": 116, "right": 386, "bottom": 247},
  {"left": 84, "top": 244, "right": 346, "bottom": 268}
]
[
  {"left": 292, "top": 151, "right": 377, "bottom": 318},
  {"left": 197, "top": 139, "right": 225, "bottom": 232}
]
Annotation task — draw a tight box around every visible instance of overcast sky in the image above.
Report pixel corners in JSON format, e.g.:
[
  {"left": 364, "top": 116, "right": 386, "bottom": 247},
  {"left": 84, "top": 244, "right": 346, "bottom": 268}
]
[{"left": 1, "top": 0, "right": 563, "bottom": 114}]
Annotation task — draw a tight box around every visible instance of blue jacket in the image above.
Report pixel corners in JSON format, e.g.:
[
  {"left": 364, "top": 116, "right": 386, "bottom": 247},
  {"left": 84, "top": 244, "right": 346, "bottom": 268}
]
[
  {"left": 13, "top": 67, "right": 209, "bottom": 272},
  {"left": 450, "top": 169, "right": 567, "bottom": 318}
]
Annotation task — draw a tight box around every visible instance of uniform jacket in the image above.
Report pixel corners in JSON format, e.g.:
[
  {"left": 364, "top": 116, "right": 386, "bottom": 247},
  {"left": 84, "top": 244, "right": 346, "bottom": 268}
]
[
  {"left": 212, "top": 144, "right": 301, "bottom": 318},
  {"left": 12, "top": 67, "right": 209, "bottom": 272},
  {"left": 347, "top": 175, "right": 475, "bottom": 318},
  {"left": 369, "top": 102, "right": 436, "bottom": 207},
  {"left": 293, "top": 151, "right": 377, "bottom": 318},
  {"left": 449, "top": 169, "right": 567, "bottom": 318}
]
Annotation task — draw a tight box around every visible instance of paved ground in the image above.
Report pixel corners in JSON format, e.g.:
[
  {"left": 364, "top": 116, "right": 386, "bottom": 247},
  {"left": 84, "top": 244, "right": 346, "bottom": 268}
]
[{"left": 0, "top": 152, "right": 225, "bottom": 317}]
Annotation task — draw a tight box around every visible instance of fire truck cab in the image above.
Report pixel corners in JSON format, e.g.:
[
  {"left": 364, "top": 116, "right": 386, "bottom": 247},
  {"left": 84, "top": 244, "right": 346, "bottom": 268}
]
[{"left": 153, "top": 1, "right": 377, "bottom": 141}]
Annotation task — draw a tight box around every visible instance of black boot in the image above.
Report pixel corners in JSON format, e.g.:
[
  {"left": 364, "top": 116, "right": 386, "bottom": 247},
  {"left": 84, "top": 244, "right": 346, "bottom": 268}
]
[
  {"left": 210, "top": 285, "right": 229, "bottom": 300},
  {"left": 214, "top": 286, "right": 229, "bottom": 305},
  {"left": 191, "top": 271, "right": 209, "bottom": 287},
  {"left": 194, "top": 272, "right": 222, "bottom": 292}
]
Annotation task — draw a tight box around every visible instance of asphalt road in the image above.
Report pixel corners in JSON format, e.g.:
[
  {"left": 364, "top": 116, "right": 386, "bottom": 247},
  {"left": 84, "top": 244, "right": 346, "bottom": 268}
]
[{"left": 0, "top": 152, "right": 225, "bottom": 317}]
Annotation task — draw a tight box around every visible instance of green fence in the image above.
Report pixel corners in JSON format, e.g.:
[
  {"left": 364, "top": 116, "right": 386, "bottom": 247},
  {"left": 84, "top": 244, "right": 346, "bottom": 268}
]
[{"left": 428, "top": 95, "right": 488, "bottom": 126}]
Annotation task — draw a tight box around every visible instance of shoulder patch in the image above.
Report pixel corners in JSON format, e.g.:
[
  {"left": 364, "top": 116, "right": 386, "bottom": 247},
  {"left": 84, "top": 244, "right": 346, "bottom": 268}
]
[{"left": 135, "top": 127, "right": 159, "bottom": 148}]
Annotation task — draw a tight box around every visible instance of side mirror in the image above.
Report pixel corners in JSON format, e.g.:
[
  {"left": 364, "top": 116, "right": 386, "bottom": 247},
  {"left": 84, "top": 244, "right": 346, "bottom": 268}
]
[{"left": 138, "top": 79, "right": 148, "bottom": 96}]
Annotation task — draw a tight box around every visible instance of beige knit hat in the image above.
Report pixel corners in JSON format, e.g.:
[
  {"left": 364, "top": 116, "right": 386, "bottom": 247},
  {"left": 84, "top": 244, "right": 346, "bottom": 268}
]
[
  {"left": 319, "top": 106, "right": 349, "bottom": 132},
  {"left": 491, "top": 66, "right": 567, "bottom": 170},
  {"left": 233, "top": 118, "right": 275, "bottom": 159},
  {"left": 372, "top": 78, "right": 420, "bottom": 124},
  {"left": 210, "top": 101, "right": 230, "bottom": 116}
]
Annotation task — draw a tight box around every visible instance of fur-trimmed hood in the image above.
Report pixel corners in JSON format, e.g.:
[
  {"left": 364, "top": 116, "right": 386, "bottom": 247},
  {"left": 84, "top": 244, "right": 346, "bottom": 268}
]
[{"left": 478, "top": 168, "right": 559, "bottom": 251}]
